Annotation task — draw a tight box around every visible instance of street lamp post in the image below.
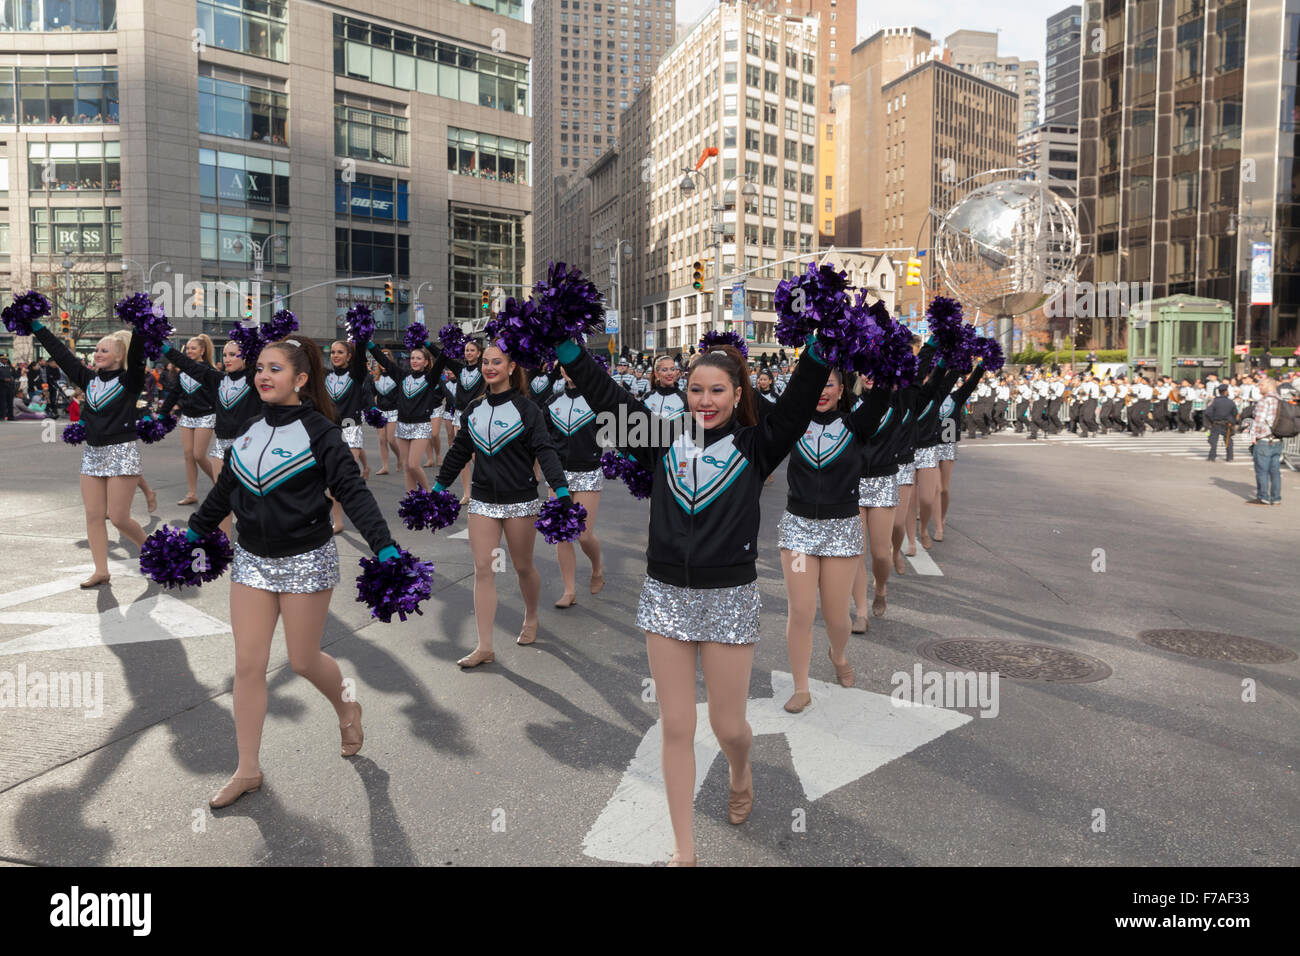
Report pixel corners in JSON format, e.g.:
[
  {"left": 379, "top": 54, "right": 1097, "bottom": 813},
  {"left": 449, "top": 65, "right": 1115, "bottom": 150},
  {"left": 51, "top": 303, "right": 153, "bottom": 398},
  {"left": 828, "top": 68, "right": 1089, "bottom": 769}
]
[
  {"left": 679, "top": 168, "right": 758, "bottom": 334},
  {"left": 595, "top": 238, "right": 633, "bottom": 354},
  {"left": 1226, "top": 204, "right": 1273, "bottom": 359},
  {"left": 231, "top": 234, "right": 288, "bottom": 317}
]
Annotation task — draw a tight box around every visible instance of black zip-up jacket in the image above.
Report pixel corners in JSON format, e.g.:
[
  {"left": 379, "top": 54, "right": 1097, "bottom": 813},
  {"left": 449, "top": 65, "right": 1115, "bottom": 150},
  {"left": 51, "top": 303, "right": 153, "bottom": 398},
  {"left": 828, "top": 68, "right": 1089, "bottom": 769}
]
[
  {"left": 930, "top": 365, "right": 984, "bottom": 447},
  {"left": 785, "top": 388, "right": 891, "bottom": 519},
  {"left": 163, "top": 343, "right": 262, "bottom": 440},
  {"left": 372, "top": 370, "right": 400, "bottom": 412},
  {"left": 188, "top": 398, "right": 395, "bottom": 558},
  {"left": 754, "top": 387, "right": 778, "bottom": 422},
  {"left": 160, "top": 353, "right": 218, "bottom": 419},
  {"left": 33, "top": 323, "right": 144, "bottom": 446},
  {"left": 543, "top": 384, "right": 605, "bottom": 471},
  {"left": 440, "top": 353, "right": 486, "bottom": 413},
  {"left": 434, "top": 388, "right": 567, "bottom": 503},
  {"left": 645, "top": 383, "right": 688, "bottom": 421},
  {"left": 916, "top": 363, "right": 978, "bottom": 448},
  {"left": 527, "top": 367, "right": 559, "bottom": 407},
  {"left": 368, "top": 345, "right": 450, "bottom": 424},
  {"left": 559, "top": 337, "right": 830, "bottom": 588},
  {"left": 326, "top": 341, "right": 370, "bottom": 427}
]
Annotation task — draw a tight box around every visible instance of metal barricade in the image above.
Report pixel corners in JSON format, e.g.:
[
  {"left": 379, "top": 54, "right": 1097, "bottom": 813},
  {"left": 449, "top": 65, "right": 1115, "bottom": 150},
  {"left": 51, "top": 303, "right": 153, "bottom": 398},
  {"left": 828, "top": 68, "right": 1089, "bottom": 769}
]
[{"left": 1283, "top": 435, "right": 1300, "bottom": 472}]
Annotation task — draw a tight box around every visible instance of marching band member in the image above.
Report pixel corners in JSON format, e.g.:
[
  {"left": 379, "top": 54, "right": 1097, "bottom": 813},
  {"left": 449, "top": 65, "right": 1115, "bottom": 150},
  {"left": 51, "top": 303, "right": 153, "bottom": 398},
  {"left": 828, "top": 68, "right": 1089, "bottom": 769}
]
[
  {"left": 1177, "top": 379, "right": 1197, "bottom": 432},
  {"left": 1077, "top": 373, "right": 1100, "bottom": 437},
  {"left": 1128, "top": 376, "right": 1152, "bottom": 437},
  {"left": 1014, "top": 377, "right": 1032, "bottom": 433},
  {"left": 993, "top": 377, "right": 1010, "bottom": 432},
  {"left": 1026, "top": 372, "right": 1051, "bottom": 440}
]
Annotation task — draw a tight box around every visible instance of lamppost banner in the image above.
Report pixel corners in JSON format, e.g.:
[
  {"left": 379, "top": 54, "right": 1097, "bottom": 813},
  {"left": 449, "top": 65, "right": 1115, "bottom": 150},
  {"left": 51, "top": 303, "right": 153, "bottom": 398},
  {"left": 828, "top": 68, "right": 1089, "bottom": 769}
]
[{"left": 1250, "top": 242, "right": 1272, "bottom": 305}]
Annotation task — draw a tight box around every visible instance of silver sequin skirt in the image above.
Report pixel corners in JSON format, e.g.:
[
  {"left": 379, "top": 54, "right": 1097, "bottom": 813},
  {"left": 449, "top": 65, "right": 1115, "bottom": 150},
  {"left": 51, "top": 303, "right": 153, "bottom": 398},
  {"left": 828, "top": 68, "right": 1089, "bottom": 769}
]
[
  {"left": 777, "top": 511, "right": 863, "bottom": 557},
  {"left": 179, "top": 414, "right": 216, "bottom": 430},
  {"left": 937, "top": 442, "right": 957, "bottom": 462},
  {"left": 635, "top": 576, "right": 761, "bottom": 645},
  {"left": 208, "top": 436, "right": 234, "bottom": 460},
  {"left": 896, "top": 462, "right": 916, "bottom": 486},
  {"left": 81, "top": 441, "right": 142, "bottom": 477},
  {"left": 342, "top": 425, "right": 364, "bottom": 449},
  {"left": 440, "top": 407, "right": 456, "bottom": 421},
  {"left": 563, "top": 468, "right": 603, "bottom": 493},
  {"left": 914, "top": 445, "right": 939, "bottom": 470},
  {"left": 384, "top": 409, "right": 398, "bottom": 423},
  {"left": 231, "top": 539, "right": 340, "bottom": 593},
  {"left": 395, "top": 421, "right": 433, "bottom": 440},
  {"left": 858, "top": 474, "right": 899, "bottom": 508},
  {"left": 467, "top": 497, "right": 541, "bottom": 519}
]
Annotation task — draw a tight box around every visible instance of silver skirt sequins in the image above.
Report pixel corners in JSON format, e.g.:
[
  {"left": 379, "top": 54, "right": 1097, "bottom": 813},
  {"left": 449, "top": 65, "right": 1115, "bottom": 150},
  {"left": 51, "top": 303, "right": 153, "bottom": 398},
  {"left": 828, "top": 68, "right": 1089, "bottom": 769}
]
[
  {"left": 231, "top": 539, "right": 340, "bottom": 593},
  {"left": 914, "top": 445, "right": 939, "bottom": 470},
  {"left": 937, "top": 442, "right": 957, "bottom": 462},
  {"left": 896, "top": 462, "right": 916, "bottom": 486},
  {"left": 563, "top": 468, "right": 604, "bottom": 493},
  {"left": 179, "top": 414, "right": 217, "bottom": 430},
  {"left": 467, "top": 497, "right": 541, "bottom": 519},
  {"left": 777, "top": 511, "right": 863, "bottom": 557},
  {"left": 208, "top": 436, "right": 234, "bottom": 460},
  {"left": 81, "top": 441, "right": 142, "bottom": 477},
  {"left": 342, "top": 425, "right": 364, "bottom": 449},
  {"left": 858, "top": 474, "right": 899, "bottom": 509},
  {"left": 395, "top": 420, "right": 433, "bottom": 440},
  {"left": 440, "top": 407, "right": 456, "bottom": 421},
  {"left": 384, "top": 409, "right": 398, "bottom": 423},
  {"left": 635, "top": 576, "right": 761, "bottom": 644}
]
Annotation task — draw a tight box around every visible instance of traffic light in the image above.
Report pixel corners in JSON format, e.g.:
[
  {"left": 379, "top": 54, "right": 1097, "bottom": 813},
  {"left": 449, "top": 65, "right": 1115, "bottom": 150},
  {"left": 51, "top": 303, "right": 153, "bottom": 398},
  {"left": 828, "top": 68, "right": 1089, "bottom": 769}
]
[
  {"left": 905, "top": 257, "right": 922, "bottom": 287},
  {"left": 692, "top": 260, "right": 704, "bottom": 291},
  {"left": 481, "top": 288, "right": 491, "bottom": 312},
  {"left": 59, "top": 311, "right": 70, "bottom": 335},
  {"left": 193, "top": 287, "right": 205, "bottom": 312},
  {"left": 244, "top": 294, "right": 254, "bottom": 318},
  {"left": 384, "top": 281, "right": 394, "bottom": 304}
]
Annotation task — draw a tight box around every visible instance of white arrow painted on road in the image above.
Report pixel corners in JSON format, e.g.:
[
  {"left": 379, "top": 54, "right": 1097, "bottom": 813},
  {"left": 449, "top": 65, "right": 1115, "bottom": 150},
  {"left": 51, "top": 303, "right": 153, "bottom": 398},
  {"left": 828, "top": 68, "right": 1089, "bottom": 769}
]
[
  {"left": 582, "top": 670, "right": 971, "bottom": 864},
  {"left": 447, "top": 529, "right": 470, "bottom": 540},
  {"left": 906, "top": 548, "right": 943, "bottom": 576},
  {"left": 0, "top": 562, "right": 231, "bottom": 657}
]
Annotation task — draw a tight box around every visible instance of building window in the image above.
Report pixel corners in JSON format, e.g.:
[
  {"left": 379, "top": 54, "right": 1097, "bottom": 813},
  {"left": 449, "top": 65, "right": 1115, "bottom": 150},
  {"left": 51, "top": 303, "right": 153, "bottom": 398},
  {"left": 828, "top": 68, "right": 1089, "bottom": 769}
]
[
  {"left": 449, "top": 204, "right": 525, "bottom": 322},
  {"left": 447, "top": 127, "right": 528, "bottom": 184},
  {"left": 196, "top": 0, "right": 288, "bottom": 62},
  {"left": 1, "top": 0, "right": 117, "bottom": 31},
  {"left": 334, "top": 14, "right": 528, "bottom": 114},
  {"left": 335, "top": 104, "right": 409, "bottom": 165},
  {"left": 30, "top": 205, "right": 122, "bottom": 255},
  {"left": 3, "top": 65, "right": 118, "bottom": 124},
  {"left": 336, "top": 226, "right": 409, "bottom": 276},
  {"left": 28, "top": 141, "right": 119, "bottom": 191},
  {"left": 199, "top": 76, "right": 288, "bottom": 145},
  {"left": 200, "top": 148, "right": 289, "bottom": 206},
  {"left": 200, "top": 211, "right": 288, "bottom": 265}
]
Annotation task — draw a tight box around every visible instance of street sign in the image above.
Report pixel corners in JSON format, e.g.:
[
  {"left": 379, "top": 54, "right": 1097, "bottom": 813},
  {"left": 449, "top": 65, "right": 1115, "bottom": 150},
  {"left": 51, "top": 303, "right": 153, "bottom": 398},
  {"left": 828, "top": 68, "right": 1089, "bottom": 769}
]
[
  {"left": 1233, "top": 344, "right": 1249, "bottom": 357},
  {"left": 607, "top": 336, "right": 617, "bottom": 355},
  {"left": 604, "top": 309, "right": 619, "bottom": 334}
]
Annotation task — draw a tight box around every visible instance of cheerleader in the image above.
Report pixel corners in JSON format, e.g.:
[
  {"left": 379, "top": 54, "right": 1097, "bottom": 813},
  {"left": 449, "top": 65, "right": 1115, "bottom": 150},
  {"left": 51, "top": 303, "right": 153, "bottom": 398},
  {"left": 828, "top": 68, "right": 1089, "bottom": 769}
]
[
  {"left": 754, "top": 370, "right": 779, "bottom": 484},
  {"left": 557, "top": 334, "right": 829, "bottom": 866},
  {"left": 161, "top": 336, "right": 263, "bottom": 536},
  {"left": 370, "top": 354, "right": 402, "bottom": 475},
  {"left": 186, "top": 335, "right": 401, "bottom": 809},
  {"left": 645, "top": 355, "right": 687, "bottom": 421},
  {"left": 432, "top": 343, "right": 572, "bottom": 666},
  {"left": 527, "top": 364, "right": 560, "bottom": 407},
  {"left": 780, "top": 370, "right": 889, "bottom": 712},
  {"left": 439, "top": 338, "right": 487, "bottom": 505},
  {"left": 367, "top": 341, "right": 449, "bottom": 490},
  {"left": 916, "top": 360, "right": 983, "bottom": 546},
  {"left": 325, "top": 339, "right": 373, "bottom": 532},
  {"left": 542, "top": 365, "right": 606, "bottom": 608},
  {"left": 31, "top": 320, "right": 150, "bottom": 588},
  {"left": 161, "top": 334, "right": 219, "bottom": 505}
]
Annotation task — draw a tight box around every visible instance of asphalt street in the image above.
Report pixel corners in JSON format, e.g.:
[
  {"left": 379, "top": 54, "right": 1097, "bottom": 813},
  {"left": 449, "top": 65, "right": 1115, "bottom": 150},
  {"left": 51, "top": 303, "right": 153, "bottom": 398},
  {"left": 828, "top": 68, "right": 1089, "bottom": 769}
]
[{"left": 0, "top": 419, "right": 1295, "bottom": 866}]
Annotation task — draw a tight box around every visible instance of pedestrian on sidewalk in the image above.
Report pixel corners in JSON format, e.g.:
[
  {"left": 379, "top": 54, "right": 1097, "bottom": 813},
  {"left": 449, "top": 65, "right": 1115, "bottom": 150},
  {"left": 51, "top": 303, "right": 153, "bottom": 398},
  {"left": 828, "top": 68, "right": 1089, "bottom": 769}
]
[
  {"left": 1244, "top": 379, "right": 1284, "bottom": 506},
  {"left": 1205, "top": 385, "right": 1237, "bottom": 462}
]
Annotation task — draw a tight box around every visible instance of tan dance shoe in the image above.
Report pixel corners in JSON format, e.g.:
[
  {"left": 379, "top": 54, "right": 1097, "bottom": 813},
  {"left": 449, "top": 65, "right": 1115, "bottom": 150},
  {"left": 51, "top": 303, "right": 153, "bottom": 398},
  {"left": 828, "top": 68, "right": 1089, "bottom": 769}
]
[
  {"left": 458, "top": 648, "right": 495, "bottom": 668},
  {"left": 340, "top": 701, "right": 363, "bottom": 757},
  {"left": 209, "top": 772, "right": 263, "bottom": 809}
]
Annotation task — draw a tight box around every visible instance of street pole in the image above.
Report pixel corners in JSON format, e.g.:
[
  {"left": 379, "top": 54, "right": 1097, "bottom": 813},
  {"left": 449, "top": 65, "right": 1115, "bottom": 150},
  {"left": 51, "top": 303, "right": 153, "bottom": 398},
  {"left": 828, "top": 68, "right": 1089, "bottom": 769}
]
[{"left": 614, "top": 251, "right": 622, "bottom": 357}]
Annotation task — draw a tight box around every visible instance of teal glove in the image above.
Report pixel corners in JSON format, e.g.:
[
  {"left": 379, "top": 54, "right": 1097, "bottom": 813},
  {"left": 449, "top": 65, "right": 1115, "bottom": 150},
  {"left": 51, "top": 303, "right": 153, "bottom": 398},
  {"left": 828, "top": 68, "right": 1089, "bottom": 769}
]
[
  {"left": 803, "top": 333, "right": 827, "bottom": 366},
  {"left": 185, "top": 528, "right": 200, "bottom": 542},
  {"left": 377, "top": 545, "right": 400, "bottom": 562},
  {"left": 554, "top": 486, "right": 570, "bottom": 499},
  {"left": 555, "top": 339, "right": 582, "bottom": 364},
  {"left": 32, "top": 319, "right": 44, "bottom": 331},
  {"left": 432, "top": 481, "right": 446, "bottom": 493}
]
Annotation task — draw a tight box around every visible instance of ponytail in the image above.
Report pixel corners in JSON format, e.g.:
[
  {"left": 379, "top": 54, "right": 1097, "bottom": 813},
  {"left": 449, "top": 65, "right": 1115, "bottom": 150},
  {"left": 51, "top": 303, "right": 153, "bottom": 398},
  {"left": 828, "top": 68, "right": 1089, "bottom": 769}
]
[
  {"left": 689, "top": 345, "right": 756, "bottom": 426},
  {"left": 188, "top": 334, "right": 215, "bottom": 366},
  {"left": 262, "top": 334, "right": 337, "bottom": 423}
]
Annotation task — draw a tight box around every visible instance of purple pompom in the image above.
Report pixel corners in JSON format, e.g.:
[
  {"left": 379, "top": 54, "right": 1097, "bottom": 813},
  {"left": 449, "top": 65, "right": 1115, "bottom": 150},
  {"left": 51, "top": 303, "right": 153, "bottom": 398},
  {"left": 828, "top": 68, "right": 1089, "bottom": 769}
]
[
  {"left": 228, "top": 323, "right": 265, "bottom": 364},
  {"left": 972, "top": 335, "right": 1005, "bottom": 374},
  {"left": 160, "top": 413, "right": 178, "bottom": 435},
  {"left": 136, "top": 416, "right": 170, "bottom": 444},
  {"left": 344, "top": 303, "right": 374, "bottom": 346},
  {"left": 621, "top": 458, "right": 654, "bottom": 499},
  {"left": 534, "top": 496, "right": 588, "bottom": 544},
  {"left": 355, "top": 548, "right": 435, "bottom": 624},
  {"left": 397, "top": 488, "right": 460, "bottom": 531},
  {"left": 2, "top": 290, "right": 52, "bottom": 335},
  {"left": 531, "top": 261, "right": 606, "bottom": 344},
  {"left": 425, "top": 489, "right": 462, "bottom": 530},
  {"left": 438, "top": 322, "right": 467, "bottom": 358},
  {"left": 600, "top": 450, "right": 624, "bottom": 480},
  {"left": 61, "top": 422, "right": 86, "bottom": 445},
  {"left": 927, "top": 296, "right": 978, "bottom": 373},
  {"left": 699, "top": 329, "right": 749, "bottom": 359},
  {"left": 139, "top": 525, "right": 233, "bottom": 589},
  {"left": 404, "top": 321, "right": 427, "bottom": 353},
  {"left": 116, "top": 293, "right": 175, "bottom": 360},
  {"left": 773, "top": 263, "right": 852, "bottom": 351},
  {"left": 849, "top": 298, "right": 918, "bottom": 388},
  {"left": 592, "top": 353, "right": 610, "bottom": 373},
  {"left": 363, "top": 406, "right": 388, "bottom": 429},
  {"left": 267, "top": 308, "right": 299, "bottom": 342}
]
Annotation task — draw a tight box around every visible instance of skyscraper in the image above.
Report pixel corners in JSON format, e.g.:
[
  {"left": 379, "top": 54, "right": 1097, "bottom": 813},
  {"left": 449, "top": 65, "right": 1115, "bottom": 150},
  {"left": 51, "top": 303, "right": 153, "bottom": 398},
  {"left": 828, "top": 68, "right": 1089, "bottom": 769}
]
[
  {"left": 946, "top": 28, "right": 1041, "bottom": 133},
  {"left": 533, "top": 0, "right": 677, "bottom": 281},
  {"left": 1044, "top": 5, "right": 1082, "bottom": 125}
]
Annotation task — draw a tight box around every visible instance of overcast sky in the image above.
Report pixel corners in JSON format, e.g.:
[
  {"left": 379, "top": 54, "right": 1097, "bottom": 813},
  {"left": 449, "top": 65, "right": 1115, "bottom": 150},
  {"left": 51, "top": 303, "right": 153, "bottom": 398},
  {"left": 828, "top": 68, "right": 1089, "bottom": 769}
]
[{"left": 672, "top": 0, "right": 1073, "bottom": 66}]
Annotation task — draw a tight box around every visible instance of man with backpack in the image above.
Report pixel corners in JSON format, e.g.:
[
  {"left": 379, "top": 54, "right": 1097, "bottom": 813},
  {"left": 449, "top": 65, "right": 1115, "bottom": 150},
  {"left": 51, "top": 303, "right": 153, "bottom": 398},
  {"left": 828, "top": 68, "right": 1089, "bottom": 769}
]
[{"left": 1244, "top": 378, "right": 1294, "bottom": 506}]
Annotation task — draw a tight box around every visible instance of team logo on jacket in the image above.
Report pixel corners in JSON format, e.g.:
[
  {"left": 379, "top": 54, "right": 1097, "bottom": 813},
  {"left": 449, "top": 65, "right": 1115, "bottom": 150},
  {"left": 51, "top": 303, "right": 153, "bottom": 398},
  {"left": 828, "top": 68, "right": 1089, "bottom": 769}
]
[
  {"left": 646, "top": 391, "right": 686, "bottom": 420},
  {"left": 664, "top": 433, "right": 747, "bottom": 514},
  {"left": 85, "top": 376, "right": 123, "bottom": 412},
  {"left": 181, "top": 372, "right": 202, "bottom": 394},
  {"left": 219, "top": 376, "right": 249, "bottom": 410},
  {"left": 460, "top": 367, "right": 482, "bottom": 390},
  {"left": 230, "top": 419, "right": 315, "bottom": 496},
  {"left": 403, "top": 375, "right": 428, "bottom": 398},
  {"left": 939, "top": 397, "right": 955, "bottom": 419},
  {"left": 325, "top": 372, "right": 353, "bottom": 400},
  {"left": 531, "top": 375, "right": 551, "bottom": 394},
  {"left": 547, "top": 394, "right": 595, "bottom": 435},
  {"left": 467, "top": 401, "right": 524, "bottom": 455},
  {"left": 795, "top": 420, "right": 852, "bottom": 469}
]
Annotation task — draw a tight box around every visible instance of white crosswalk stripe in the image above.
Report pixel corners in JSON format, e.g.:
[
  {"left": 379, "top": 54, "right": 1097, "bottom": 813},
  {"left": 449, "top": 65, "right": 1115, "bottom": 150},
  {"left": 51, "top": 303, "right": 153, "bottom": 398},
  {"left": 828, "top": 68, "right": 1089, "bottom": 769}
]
[{"left": 1000, "top": 431, "right": 1252, "bottom": 465}]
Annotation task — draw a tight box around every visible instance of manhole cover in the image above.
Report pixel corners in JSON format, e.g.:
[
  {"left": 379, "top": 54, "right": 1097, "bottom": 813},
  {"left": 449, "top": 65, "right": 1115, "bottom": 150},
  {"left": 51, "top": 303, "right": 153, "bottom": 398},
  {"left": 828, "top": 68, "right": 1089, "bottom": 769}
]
[
  {"left": 1137, "top": 630, "right": 1297, "bottom": 664},
  {"left": 918, "top": 639, "right": 1111, "bottom": 683}
]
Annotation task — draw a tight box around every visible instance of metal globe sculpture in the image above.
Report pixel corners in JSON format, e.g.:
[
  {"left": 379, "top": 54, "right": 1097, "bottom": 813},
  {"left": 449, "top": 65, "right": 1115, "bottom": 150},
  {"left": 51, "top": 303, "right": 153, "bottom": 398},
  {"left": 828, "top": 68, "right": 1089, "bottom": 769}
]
[{"left": 933, "top": 177, "right": 1081, "bottom": 320}]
